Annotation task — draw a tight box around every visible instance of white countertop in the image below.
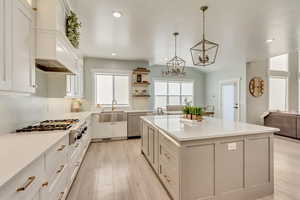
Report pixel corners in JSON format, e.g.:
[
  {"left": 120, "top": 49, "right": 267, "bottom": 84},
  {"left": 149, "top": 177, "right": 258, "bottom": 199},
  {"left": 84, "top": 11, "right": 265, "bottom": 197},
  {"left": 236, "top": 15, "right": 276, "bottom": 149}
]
[
  {"left": 0, "top": 111, "right": 93, "bottom": 188},
  {"left": 141, "top": 115, "right": 280, "bottom": 142},
  {"left": 0, "top": 131, "right": 68, "bottom": 188}
]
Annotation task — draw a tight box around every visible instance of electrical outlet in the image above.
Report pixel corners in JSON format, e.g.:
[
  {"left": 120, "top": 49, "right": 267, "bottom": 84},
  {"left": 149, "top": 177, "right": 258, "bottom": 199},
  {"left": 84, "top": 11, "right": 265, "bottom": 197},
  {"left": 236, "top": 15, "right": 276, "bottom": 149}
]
[{"left": 228, "top": 142, "right": 237, "bottom": 151}]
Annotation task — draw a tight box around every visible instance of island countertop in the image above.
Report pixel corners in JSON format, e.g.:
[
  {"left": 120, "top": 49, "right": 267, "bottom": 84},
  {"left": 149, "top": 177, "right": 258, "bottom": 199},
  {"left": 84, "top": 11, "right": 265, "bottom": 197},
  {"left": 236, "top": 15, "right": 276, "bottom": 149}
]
[{"left": 141, "top": 115, "right": 279, "bottom": 142}]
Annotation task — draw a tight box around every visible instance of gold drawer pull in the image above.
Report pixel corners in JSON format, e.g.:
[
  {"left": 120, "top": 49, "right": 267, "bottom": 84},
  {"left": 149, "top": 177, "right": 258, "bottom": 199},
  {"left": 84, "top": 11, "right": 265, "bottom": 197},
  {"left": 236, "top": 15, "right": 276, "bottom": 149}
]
[
  {"left": 58, "top": 192, "right": 65, "bottom": 200},
  {"left": 57, "top": 145, "right": 66, "bottom": 151},
  {"left": 42, "top": 182, "right": 48, "bottom": 187},
  {"left": 16, "top": 176, "right": 36, "bottom": 192},
  {"left": 56, "top": 165, "right": 64, "bottom": 174}
]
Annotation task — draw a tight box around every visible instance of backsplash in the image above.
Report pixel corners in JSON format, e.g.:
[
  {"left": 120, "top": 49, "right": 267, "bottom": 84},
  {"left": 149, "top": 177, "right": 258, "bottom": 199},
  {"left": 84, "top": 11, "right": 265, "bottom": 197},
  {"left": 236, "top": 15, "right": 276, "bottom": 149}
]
[
  {"left": 0, "top": 94, "right": 48, "bottom": 134},
  {"left": 0, "top": 95, "right": 85, "bottom": 135}
]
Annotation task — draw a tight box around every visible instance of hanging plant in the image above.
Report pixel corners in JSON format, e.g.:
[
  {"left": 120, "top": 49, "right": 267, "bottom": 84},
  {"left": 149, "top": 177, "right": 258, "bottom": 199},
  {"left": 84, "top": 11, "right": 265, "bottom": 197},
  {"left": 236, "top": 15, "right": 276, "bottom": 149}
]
[{"left": 66, "top": 11, "right": 82, "bottom": 49}]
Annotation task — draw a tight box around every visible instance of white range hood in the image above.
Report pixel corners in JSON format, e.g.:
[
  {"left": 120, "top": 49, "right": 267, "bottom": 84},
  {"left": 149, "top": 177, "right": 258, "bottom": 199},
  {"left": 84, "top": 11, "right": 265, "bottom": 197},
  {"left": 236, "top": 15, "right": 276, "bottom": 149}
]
[{"left": 35, "top": 0, "right": 81, "bottom": 74}]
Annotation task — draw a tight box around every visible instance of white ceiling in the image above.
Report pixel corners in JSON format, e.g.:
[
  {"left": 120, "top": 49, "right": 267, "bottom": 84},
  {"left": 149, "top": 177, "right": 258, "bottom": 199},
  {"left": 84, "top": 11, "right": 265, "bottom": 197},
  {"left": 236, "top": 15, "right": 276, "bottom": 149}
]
[{"left": 72, "top": 0, "right": 300, "bottom": 70}]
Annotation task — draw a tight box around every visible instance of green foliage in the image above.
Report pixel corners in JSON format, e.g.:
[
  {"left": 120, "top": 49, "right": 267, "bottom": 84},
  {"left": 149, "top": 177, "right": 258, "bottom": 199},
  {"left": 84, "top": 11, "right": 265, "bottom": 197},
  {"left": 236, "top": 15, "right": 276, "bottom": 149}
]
[
  {"left": 183, "top": 106, "right": 203, "bottom": 115},
  {"left": 66, "top": 11, "right": 82, "bottom": 49}
]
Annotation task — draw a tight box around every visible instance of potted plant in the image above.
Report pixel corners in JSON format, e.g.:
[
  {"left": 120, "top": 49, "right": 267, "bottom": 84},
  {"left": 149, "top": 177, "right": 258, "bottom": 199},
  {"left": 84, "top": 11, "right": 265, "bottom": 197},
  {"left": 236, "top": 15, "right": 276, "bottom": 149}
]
[
  {"left": 192, "top": 107, "right": 198, "bottom": 120},
  {"left": 183, "top": 106, "right": 189, "bottom": 119},
  {"left": 196, "top": 107, "right": 204, "bottom": 121}
]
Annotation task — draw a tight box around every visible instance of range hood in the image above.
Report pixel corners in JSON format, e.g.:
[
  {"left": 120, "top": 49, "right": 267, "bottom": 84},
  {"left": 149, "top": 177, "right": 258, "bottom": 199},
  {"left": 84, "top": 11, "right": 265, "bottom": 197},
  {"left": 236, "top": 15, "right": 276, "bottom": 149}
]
[
  {"left": 35, "top": 0, "right": 80, "bottom": 74},
  {"left": 35, "top": 29, "right": 79, "bottom": 74},
  {"left": 36, "top": 59, "right": 71, "bottom": 73}
]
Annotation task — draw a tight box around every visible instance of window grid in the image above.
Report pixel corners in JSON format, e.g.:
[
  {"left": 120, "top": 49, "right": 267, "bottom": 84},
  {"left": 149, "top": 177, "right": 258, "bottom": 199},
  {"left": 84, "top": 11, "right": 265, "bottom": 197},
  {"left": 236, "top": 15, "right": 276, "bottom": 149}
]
[
  {"left": 154, "top": 80, "right": 193, "bottom": 108},
  {"left": 95, "top": 73, "right": 129, "bottom": 106}
]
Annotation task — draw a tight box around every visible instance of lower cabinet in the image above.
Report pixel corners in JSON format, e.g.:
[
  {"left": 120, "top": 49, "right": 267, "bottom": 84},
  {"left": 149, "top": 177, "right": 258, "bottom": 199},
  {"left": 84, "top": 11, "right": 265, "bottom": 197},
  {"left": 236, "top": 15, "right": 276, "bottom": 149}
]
[
  {"left": 0, "top": 156, "right": 44, "bottom": 200},
  {"left": 0, "top": 122, "right": 92, "bottom": 200},
  {"left": 141, "top": 122, "right": 159, "bottom": 173}
]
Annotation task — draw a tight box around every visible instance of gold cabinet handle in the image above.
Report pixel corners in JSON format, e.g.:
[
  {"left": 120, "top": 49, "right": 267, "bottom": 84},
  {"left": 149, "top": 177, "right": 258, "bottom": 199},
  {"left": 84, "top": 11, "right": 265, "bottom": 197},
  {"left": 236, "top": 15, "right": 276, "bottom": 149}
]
[
  {"left": 57, "top": 145, "right": 66, "bottom": 151},
  {"left": 56, "top": 165, "right": 64, "bottom": 174},
  {"left": 16, "top": 176, "right": 36, "bottom": 192},
  {"left": 58, "top": 192, "right": 65, "bottom": 200},
  {"left": 42, "top": 182, "right": 48, "bottom": 187}
]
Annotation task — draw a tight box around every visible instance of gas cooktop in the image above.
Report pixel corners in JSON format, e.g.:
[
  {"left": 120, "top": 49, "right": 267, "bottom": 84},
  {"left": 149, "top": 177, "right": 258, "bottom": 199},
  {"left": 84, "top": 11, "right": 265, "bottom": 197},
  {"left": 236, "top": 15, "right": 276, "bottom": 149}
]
[{"left": 16, "top": 119, "right": 79, "bottom": 132}]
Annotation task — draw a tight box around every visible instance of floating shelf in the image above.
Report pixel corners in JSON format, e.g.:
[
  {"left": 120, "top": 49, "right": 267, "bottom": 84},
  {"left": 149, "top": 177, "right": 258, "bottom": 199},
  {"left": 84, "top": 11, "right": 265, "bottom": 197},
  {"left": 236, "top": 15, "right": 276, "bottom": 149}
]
[
  {"left": 133, "top": 71, "right": 150, "bottom": 75},
  {"left": 133, "top": 82, "right": 151, "bottom": 86},
  {"left": 133, "top": 95, "right": 151, "bottom": 97}
]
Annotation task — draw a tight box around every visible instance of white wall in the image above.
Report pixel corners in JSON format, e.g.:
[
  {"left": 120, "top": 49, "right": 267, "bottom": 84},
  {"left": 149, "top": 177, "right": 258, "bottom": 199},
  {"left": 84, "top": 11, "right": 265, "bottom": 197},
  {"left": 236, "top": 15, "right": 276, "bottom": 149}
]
[
  {"left": 246, "top": 60, "right": 269, "bottom": 124},
  {"left": 205, "top": 63, "right": 247, "bottom": 122}
]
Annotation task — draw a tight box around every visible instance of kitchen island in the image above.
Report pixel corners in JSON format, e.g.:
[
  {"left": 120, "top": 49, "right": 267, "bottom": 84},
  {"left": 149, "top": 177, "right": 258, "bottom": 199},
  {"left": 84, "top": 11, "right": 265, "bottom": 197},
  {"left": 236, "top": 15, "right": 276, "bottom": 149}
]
[{"left": 140, "top": 115, "right": 279, "bottom": 200}]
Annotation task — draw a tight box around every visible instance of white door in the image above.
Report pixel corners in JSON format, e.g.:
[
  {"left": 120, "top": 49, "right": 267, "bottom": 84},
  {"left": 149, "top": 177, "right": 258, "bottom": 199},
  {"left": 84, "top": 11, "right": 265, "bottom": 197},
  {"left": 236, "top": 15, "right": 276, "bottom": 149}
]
[{"left": 220, "top": 79, "right": 240, "bottom": 121}]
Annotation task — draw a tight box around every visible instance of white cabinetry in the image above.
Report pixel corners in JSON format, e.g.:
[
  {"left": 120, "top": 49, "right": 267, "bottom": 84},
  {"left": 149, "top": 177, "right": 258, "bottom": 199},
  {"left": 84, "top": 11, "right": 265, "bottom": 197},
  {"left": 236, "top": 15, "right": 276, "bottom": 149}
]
[
  {"left": 0, "top": 156, "right": 44, "bottom": 200},
  {"left": 12, "top": 0, "right": 36, "bottom": 93},
  {"left": 0, "top": 0, "right": 35, "bottom": 93},
  {"left": 0, "top": 0, "right": 12, "bottom": 90},
  {"left": 36, "top": 0, "right": 80, "bottom": 74},
  {"left": 0, "top": 116, "right": 93, "bottom": 200},
  {"left": 66, "top": 59, "right": 84, "bottom": 98}
]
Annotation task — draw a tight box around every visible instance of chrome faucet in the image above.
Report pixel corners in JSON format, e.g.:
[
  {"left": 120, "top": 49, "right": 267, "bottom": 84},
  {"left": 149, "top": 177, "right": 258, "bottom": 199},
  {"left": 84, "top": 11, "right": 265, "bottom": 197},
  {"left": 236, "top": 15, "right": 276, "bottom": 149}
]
[{"left": 112, "top": 99, "right": 117, "bottom": 111}]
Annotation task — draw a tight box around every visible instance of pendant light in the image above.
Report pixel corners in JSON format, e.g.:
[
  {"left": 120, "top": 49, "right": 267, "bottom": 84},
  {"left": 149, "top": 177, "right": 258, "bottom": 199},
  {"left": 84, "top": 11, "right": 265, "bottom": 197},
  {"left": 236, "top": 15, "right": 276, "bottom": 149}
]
[
  {"left": 190, "top": 6, "right": 219, "bottom": 66},
  {"left": 162, "top": 32, "right": 186, "bottom": 77}
]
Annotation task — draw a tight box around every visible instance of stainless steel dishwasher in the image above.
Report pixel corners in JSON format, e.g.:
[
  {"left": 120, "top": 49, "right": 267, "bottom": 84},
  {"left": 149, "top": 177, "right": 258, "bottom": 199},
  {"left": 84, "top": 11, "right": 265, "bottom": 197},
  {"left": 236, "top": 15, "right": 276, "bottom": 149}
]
[{"left": 127, "top": 111, "right": 153, "bottom": 138}]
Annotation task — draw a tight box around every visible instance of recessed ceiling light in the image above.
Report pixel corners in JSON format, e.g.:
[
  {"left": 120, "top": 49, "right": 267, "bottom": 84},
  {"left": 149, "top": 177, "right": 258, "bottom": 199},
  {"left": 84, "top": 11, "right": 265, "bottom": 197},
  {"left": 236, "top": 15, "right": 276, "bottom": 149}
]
[
  {"left": 266, "top": 39, "right": 275, "bottom": 43},
  {"left": 112, "top": 11, "right": 123, "bottom": 18},
  {"left": 112, "top": 53, "right": 117, "bottom": 56}
]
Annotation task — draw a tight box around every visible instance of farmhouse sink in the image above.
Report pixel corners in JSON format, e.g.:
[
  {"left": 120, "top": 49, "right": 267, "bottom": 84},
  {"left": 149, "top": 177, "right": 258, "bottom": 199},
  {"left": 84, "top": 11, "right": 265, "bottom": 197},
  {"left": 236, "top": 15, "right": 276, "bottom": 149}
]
[{"left": 98, "top": 111, "right": 127, "bottom": 123}]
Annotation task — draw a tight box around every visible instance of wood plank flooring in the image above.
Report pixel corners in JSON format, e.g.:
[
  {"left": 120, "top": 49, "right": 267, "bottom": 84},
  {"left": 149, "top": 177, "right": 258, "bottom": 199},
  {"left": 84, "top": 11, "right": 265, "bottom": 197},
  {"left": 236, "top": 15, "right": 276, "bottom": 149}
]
[{"left": 67, "top": 137, "right": 300, "bottom": 200}]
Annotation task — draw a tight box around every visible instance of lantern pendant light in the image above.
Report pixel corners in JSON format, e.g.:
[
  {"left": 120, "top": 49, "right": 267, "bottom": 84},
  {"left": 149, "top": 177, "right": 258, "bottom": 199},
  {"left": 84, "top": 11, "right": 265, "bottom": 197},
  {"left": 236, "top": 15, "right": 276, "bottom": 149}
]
[
  {"left": 162, "top": 32, "right": 186, "bottom": 77},
  {"left": 190, "top": 6, "right": 219, "bottom": 66}
]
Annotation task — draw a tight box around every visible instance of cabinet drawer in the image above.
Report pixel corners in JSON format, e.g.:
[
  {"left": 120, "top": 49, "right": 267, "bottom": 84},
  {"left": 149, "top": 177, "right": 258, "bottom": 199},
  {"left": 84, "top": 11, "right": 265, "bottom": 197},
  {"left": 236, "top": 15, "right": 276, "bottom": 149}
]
[
  {"left": 48, "top": 164, "right": 68, "bottom": 200},
  {"left": 159, "top": 158, "right": 179, "bottom": 200},
  {"left": 45, "top": 136, "right": 68, "bottom": 176},
  {"left": 159, "top": 132, "right": 179, "bottom": 158},
  {"left": 159, "top": 144, "right": 178, "bottom": 167},
  {"left": 0, "top": 157, "right": 44, "bottom": 200}
]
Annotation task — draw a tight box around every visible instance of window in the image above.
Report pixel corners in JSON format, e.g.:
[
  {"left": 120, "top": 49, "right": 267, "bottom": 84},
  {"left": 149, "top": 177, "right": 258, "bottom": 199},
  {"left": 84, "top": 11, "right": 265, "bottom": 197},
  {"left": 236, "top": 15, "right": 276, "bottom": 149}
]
[
  {"left": 269, "top": 54, "right": 289, "bottom": 111},
  {"left": 95, "top": 73, "right": 129, "bottom": 106},
  {"left": 154, "top": 80, "right": 193, "bottom": 109},
  {"left": 269, "top": 54, "right": 288, "bottom": 71},
  {"left": 269, "top": 77, "right": 288, "bottom": 111}
]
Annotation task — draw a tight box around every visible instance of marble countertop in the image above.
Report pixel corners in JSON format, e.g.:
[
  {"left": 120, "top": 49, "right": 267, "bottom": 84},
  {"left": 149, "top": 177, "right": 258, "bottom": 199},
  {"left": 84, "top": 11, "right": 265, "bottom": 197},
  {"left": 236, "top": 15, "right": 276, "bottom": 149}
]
[
  {"left": 141, "top": 115, "right": 280, "bottom": 142},
  {"left": 0, "top": 131, "right": 68, "bottom": 188}
]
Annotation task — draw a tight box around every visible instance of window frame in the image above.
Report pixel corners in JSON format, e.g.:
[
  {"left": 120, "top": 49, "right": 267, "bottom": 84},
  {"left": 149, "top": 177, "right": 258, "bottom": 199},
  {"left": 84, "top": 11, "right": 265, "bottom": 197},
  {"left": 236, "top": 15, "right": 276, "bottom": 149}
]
[
  {"left": 94, "top": 72, "right": 130, "bottom": 107},
  {"left": 153, "top": 79, "right": 194, "bottom": 109},
  {"left": 268, "top": 54, "right": 289, "bottom": 111}
]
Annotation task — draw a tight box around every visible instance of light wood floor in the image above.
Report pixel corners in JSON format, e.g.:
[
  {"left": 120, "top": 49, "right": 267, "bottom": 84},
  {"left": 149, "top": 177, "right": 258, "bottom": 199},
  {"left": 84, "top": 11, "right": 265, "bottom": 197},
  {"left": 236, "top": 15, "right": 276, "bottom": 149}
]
[{"left": 67, "top": 137, "right": 300, "bottom": 200}]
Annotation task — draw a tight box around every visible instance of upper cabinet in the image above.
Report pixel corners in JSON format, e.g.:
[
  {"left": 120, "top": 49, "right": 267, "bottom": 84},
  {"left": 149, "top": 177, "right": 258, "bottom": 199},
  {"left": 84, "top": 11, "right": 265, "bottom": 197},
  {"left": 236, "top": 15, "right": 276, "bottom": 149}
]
[
  {"left": 0, "top": 0, "right": 35, "bottom": 93},
  {"left": 12, "top": 0, "right": 36, "bottom": 93},
  {"left": 35, "top": 0, "right": 80, "bottom": 74},
  {"left": 66, "top": 59, "right": 84, "bottom": 98},
  {"left": 0, "top": 0, "right": 12, "bottom": 91}
]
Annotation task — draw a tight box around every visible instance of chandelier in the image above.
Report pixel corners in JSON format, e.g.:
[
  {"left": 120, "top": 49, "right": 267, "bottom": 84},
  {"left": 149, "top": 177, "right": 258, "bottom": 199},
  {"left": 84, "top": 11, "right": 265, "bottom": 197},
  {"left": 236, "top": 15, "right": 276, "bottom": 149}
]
[
  {"left": 190, "top": 6, "right": 219, "bottom": 66},
  {"left": 162, "top": 32, "right": 186, "bottom": 77}
]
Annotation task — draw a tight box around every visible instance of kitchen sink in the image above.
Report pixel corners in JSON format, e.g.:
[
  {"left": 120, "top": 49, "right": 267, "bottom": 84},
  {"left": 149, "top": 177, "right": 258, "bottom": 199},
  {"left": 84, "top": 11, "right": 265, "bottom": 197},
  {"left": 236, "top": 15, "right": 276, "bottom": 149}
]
[{"left": 98, "top": 111, "right": 127, "bottom": 122}]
